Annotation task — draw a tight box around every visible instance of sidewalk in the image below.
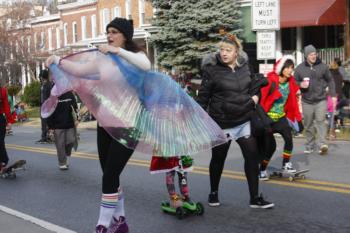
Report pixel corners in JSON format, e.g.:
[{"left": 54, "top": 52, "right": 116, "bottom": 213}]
[
  {"left": 18, "top": 118, "right": 350, "bottom": 140},
  {"left": 0, "top": 205, "right": 76, "bottom": 233},
  {"left": 19, "top": 118, "right": 97, "bottom": 130}
]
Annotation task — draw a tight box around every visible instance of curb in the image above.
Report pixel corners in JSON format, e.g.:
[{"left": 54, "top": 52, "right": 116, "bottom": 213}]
[{"left": 0, "top": 205, "right": 77, "bottom": 233}]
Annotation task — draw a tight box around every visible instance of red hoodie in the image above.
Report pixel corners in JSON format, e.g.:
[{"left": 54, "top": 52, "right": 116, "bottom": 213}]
[
  {"left": 260, "top": 64, "right": 302, "bottom": 123},
  {"left": 0, "top": 87, "right": 14, "bottom": 124}
]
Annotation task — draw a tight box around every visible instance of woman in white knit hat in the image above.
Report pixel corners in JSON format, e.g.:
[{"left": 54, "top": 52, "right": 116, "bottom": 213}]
[{"left": 258, "top": 55, "right": 303, "bottom": 180}]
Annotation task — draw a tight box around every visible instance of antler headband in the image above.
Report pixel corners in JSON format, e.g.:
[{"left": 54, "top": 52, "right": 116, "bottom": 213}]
[{"left": 219, "top": 28, "right": 241, "bottom": 48}]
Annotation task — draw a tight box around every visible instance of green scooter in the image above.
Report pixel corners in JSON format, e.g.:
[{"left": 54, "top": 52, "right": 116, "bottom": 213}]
[{"left": 160, "top": 156, "right": 204, "bottom": 219}]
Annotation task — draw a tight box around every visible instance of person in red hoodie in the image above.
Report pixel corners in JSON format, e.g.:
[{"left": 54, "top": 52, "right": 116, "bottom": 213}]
[
  {"left": 258, "top": 55, "right": 302, "bottom": 180},
  {"left": 0, "top": 83, "right": 15, "bottom": 173}
]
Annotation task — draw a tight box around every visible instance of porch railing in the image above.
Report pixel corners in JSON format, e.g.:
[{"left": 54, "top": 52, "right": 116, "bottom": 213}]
[{"left": 283, "top": 47, "right": 345, "bottom": 65}]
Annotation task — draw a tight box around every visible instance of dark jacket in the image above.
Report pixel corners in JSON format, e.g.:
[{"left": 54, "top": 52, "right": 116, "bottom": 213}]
[
  {"left": 294, "top": 58, "right": 336, "bottom": 104},
  {"left": 330, "top": 69, "right": 343, "bottom": 98},
  {"left": 47, "top": 91, "right": 78, "bottom": 129},
  {"left": 197, "top": 52, "right": 256, "bottom": 129},
  {"left": 41, "top": 80, "right": 53, "bottom": 105}
]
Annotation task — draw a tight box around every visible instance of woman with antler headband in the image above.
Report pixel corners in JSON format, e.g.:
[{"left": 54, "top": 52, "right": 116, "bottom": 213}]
[{"left": 197, "top": 32, "right": 274, "bottom": 209}]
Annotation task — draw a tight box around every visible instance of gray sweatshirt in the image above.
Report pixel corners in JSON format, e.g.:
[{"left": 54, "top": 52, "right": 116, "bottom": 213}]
[{"left": 294, "top": 58, "right": 336, "bottom": 104}]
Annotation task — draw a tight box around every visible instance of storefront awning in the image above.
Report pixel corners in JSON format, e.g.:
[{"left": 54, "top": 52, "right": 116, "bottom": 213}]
[{"left": 281, "top": 0, "right": 347, "bottom": 28}]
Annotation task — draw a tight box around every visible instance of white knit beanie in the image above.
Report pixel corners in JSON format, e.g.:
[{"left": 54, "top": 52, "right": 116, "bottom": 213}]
[{"left": 275, "top": 55, "right": 295, "bottom": 75}]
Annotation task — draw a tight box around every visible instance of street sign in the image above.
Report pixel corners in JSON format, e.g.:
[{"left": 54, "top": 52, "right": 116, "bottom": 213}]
[
  {"left": 259, "top": 63, "right": 274, "bottom": 77},
  {"left": 257, "top": 31, "right": 276, "bottom": 60},
  {"left": 252, "top": 0, "right": 280, "bottom": 31}
]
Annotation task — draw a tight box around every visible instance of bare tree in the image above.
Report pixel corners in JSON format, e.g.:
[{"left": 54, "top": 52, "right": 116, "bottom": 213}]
[{"left": 0, "top": 0, "right": 36, "bottom": 85}]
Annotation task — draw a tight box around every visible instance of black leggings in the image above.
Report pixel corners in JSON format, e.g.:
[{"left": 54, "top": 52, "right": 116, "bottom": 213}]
[
  {"left": 209, "top": 135, "right": 260, "bottom": 200},
  {"left": 0, "top": 115, "right": 9, "bottom": 165},
  {"left": 97, "top": 125, "right": 134, "bottom": 194},
  {"left": 262, "top": 117, "right": 293, "bottom": 161}
]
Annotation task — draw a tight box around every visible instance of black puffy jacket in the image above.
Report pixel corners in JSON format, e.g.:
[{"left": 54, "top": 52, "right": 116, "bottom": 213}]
[
  {"left": 197, "top": 53, "right": 255, "bottom": 129},
  {"left": 47, "top": 91, "right": 78, "bottom": 129}
]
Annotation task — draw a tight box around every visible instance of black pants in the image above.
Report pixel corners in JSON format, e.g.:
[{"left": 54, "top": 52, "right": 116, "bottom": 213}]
[
  {"left": 343, "top": 81, "right": 350, "bottom": 99},
  {"left": 0, "top": 115, "right": 9, "bottom": 165},
  {"left": 97, "top": 125, "right": 134, "bottom": 194},
  {"left": 261, "top": 117, "right": 293, "bottom": 161},
  {"left": 209, "top": 135, "right": 260, "bottom": 200},
  {"left": 40, "top": 117, "right": 48, "bottom": 140}
]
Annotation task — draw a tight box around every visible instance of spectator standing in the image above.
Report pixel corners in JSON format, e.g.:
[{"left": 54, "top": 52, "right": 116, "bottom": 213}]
[
  {"left": 46, "top": 91, "right": 78, "bottom": 170},
  {"left": 294, "top": 45, "right": 337, "bottom": 155},
  {"left": 36, "top": 70, "right": 53, "bottom": 144}
]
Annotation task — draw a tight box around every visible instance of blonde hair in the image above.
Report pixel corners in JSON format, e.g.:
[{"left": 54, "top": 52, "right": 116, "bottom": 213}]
[
  {"left": 218, "top": 41, "right": 238, "bottom": 50},
  {"left": 218, "top": 38, "right": 242, "bottom": 51},
  {"left": 218, "top": 29, "right": 242, "bottom": 49}
]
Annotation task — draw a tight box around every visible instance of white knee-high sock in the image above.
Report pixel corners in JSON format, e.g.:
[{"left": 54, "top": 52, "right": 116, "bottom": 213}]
[
  {"left": 113, "top": 187, "right": 125, "bottom": 220},
  {"left": 97, "top": 193, "right": 118, "bottom": 227}
]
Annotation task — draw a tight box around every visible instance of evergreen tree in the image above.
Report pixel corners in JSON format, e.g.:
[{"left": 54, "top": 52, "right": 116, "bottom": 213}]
[{"left": 151, "top": 0, "right": 242, "bottom": 74}]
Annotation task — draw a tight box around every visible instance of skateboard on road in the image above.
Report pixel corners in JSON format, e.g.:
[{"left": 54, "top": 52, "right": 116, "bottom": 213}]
[
  {"left": 269, "top": 167, "right": 309, "bottom": 182},
  {"left": 0, "top": 160, "right": 26, "bottom": 179}
]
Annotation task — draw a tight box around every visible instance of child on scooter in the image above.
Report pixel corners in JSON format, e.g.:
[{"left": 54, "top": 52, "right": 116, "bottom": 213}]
[
  {"left": 150, "top": 154, "right": 204, "bottom": 217},
  {"left": 150, "top": 155, "right": 193, "bottom": 207}
]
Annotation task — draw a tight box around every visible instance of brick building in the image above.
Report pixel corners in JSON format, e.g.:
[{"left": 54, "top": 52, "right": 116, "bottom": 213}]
[{"left": 5, "top": 0, "right": 156, "bottom": 86}]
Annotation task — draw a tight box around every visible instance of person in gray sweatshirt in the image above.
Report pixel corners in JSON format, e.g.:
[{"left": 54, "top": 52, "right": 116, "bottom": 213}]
[{"left": 294, "top": 45, "right": 337, "bottom": 155}]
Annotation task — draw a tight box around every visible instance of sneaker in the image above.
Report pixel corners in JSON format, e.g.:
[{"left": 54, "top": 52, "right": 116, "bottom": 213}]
[
  {"left": 319, "top": 144, "right": 328, "bottom": 155},
  {"left": 35, "top": 139, "right": 48, "bottom": 144},
  {"left": 0, "top": 163, "right": 7, "bottom": 174},
  {"left": 304, "top": 147, "right": 314, "bottom": 154},
  {"left": 169, "top": 194, "right": 183, "bottom": 208},
  {"left": 208, "top": 191, "right": 220, "bottom": 207},
  {"left": 46, "top": 139, "right": 53, "bottom": 144},
  {"left": 107, "top": 216, "right": 129, "bottom": 233},
  {"left": 250, "top": 194, "right": 274, "bottom": 209},
  {"left": 59, "top": 164, "right": 68, "bottom": 170},
  {"left": 95, "top": 225, "right": 107, "bottom": 233},
  {"left": 259, "top": 170, "right": 269, "bottom": 181},
  {"left": 282, "top": 162, "right": 297, "bottom": 173}
]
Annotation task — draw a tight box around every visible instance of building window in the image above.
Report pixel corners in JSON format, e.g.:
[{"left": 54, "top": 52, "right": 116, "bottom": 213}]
[
  {"left": 27, "top": 36, "right": 31, "bottom": 53},
  {"left": 10, "top": 41, "right": 13, "bottom": 59},
  {"left": 100, "top": 10, "right": 103, "bottom": 34},
  {"left": 125, "top": 0, "right": 132, "bottom": 19},
  {"left": 15, "top": 40, "right": 19, "bottom": 54},
  {"left": 56, "top": 27, "right": 61, "bottom": 49},
  {"left": 34, "top": 32, "right": 37, "bottom": 51},
  {"left": 91, "top": 14, "right": 96, "bottom": 38},
  {"left": 138, "top": 0, "right": 145, "bottom": 25},
  {"left": 72, "top": 21, "right": 77, "bottom": 43},
  {"left": 114, "top": 6, "right": 121, "bottom": 18},
  {"left": 81, "top": 16, "right": 87, "bottom": 40},
  {"left": 63, "top": 23, "right": 68, "bottom": 46},
  {"left": 40, "top": 31, "right": 45, "bottom": 50},
  {"left": 102, "top": 8, "right": 110, "bottom": 33},
  {"left": 48, "top": 28, "right": 52, "bottom": 50}
]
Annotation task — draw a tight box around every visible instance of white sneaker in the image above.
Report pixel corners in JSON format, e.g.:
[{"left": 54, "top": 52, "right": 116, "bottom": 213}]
[
  {"left": 304, "top": 147, "right": 314, "bottom": 154},
  {"left": 59, "top": 164, "right": 68, "bottom": 170},
  {"left": 259, "top": 170, "right": 269, "bottom": 181},
  {"left": 282, "top": 162, "right": 297, "bottom": 173}
]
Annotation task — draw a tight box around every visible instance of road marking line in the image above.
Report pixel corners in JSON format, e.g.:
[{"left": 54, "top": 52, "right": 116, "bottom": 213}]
[
  {"left": 6, "top": 144, "right": 350, "bottom": 194},
  {"left": 0, "top": 205, "right": 77, "bottom": 233}
]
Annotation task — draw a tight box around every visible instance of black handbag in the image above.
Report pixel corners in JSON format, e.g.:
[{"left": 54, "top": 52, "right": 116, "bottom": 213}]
[{"left": 250, "top": 104, "right": 273, "bottom": 137}]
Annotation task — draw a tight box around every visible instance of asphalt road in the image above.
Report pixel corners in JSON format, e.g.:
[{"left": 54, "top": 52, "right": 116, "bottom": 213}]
[{"left": 1, "top": 125, "right": 350, "bottom": 233}]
